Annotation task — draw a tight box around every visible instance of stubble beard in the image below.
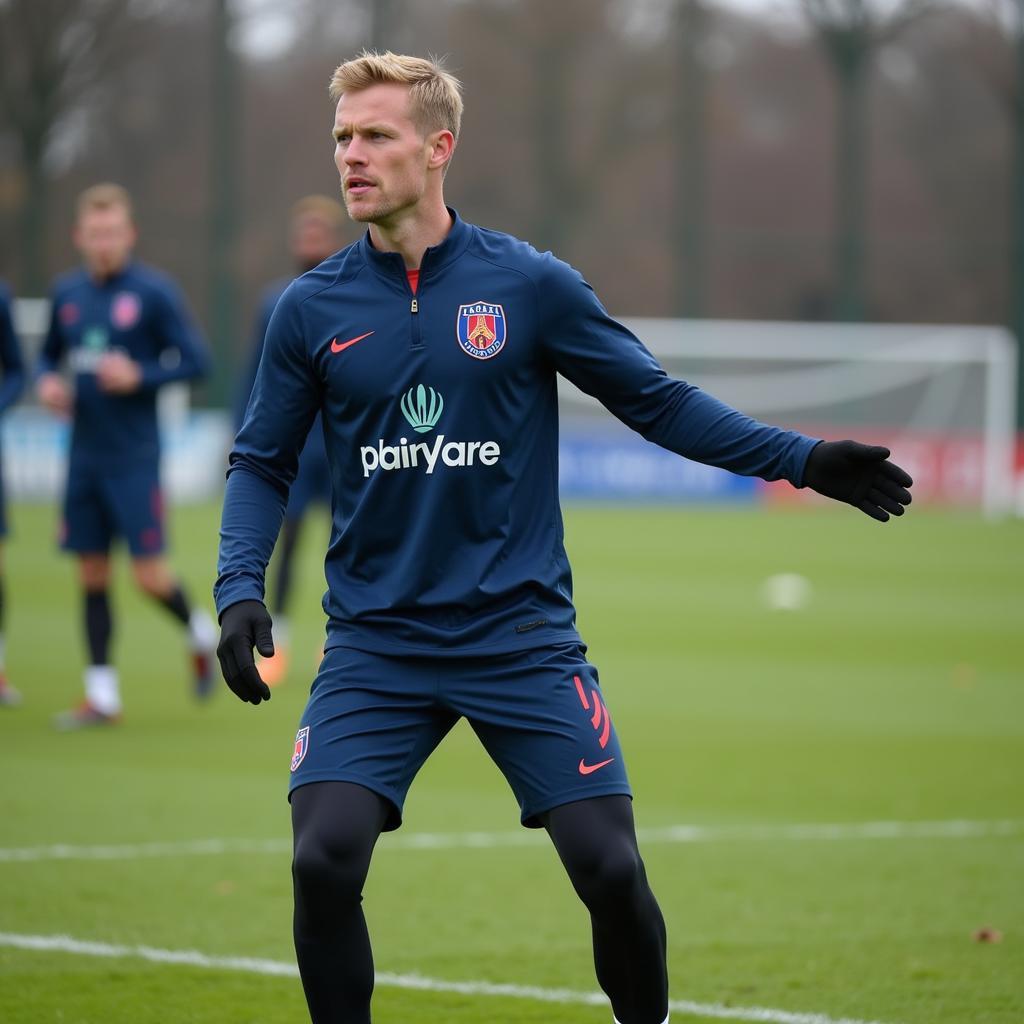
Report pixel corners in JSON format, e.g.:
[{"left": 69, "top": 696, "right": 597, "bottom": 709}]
[
  {"left": 341, "top": 178, "right": 425, "bottom": 227},
  {"left": 342, "top": 186, "right": 396, "bottom": 225}
]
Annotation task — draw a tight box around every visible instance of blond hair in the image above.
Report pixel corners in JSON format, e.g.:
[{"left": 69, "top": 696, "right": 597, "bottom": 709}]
[
  {"left": 329, "top": 51, "right": 463, "bottom": 145},
  {"left": 290, "top": 195, "right": 347, "bottom": 233},
  {"left": 76, "top": 183, "right": 133, "bottom": 221}
]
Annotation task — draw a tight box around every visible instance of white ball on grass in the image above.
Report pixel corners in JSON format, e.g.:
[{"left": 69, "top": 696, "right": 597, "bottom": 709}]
[{"left": 761, "top": 573, "right": 812, "bottom": 611}]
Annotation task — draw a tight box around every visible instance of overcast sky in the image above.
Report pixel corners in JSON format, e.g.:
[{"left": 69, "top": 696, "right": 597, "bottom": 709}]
[{"left": 230, "top": 0, "right": 1005, "bottom": 61}]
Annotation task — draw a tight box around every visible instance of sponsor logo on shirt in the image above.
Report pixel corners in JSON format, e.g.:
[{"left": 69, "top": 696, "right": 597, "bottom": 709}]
[
  {"left": 84, "top": 326, "right": 109, "bottom": 351},
  {"left": 359, "top": 385, "right": 502, "bottom": 478},
  {"left": 457, "top": 301, "right": 506, "bottom": 360},
  {"left": 69, "top": 326, "right": 110, "bottom": 373},
  {"left": 400, "top": 384, "right": 443, "bottom": 433}
]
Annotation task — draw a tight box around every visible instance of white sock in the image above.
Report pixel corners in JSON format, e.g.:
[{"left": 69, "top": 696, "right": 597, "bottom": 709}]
[
  {"left": 272, "top": 616, "right": 290, "bottom": 650},
  {"left": 188, "top": 608, "right": 217, "bottom": 653},
  {"left": 85, "top": 665, "right": 122, "bottom": 715},
  {"left": 614, "top": 1017, "right": 669, "bottom": 1024}
]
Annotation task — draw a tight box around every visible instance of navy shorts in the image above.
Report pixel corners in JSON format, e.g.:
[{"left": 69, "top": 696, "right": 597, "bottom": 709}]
[
  {"left": 288, "top": 643, "right": 632, "bottom": 830},
  {"left": 61, "top": 460, "right": 165, "bottom": 557}
]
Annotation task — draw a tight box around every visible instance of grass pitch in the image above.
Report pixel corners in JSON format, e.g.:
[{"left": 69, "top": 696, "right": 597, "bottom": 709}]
[{"left": 0, "top": 499, "right": 1021, "bottom": 1023}]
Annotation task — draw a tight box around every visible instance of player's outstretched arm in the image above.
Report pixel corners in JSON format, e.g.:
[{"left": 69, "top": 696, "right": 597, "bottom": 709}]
[
  {"left": 802, "top": 440, "right": 913, "bottom": 522},
  {"left": 216, "top": 600, "right": 274, "bottom": 705}
]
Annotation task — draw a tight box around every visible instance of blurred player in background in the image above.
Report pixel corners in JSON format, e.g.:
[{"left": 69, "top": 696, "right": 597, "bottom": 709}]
[
  {"left": 237, "top": 196, "right": 346, "bottom": 685},
  {"left": 215, "top": 53, "right": 913, "bottom": 1024},
  {"left": 0, "top": 282, "right": 26, "bottom": 706},
  {"left": 38, "top": 184, "right": 217, "bottom": 729}
]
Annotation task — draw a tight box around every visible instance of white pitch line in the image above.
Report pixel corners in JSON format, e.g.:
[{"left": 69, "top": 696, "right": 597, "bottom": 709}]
[
  {"left": 0, "top": 838, "right": 292, "bottom": 863},
  {"left": 0, "top": 818, "right": 1019, "bottom": 864},
  {"left": 0, "top": 931, "right": 897, "bottom": 1024}
]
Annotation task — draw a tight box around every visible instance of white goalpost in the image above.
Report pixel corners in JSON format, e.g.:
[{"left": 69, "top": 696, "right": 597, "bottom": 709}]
[{"left": 558, "top": 319, "right": 1019, "bottom": 518}]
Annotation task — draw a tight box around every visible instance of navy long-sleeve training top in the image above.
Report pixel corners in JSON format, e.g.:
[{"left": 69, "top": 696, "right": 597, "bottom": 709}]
[
  {"left": 216, "top": 210, "right": 819, "bottom": 654},
  {"left": 39, "top": 261, "right": 210, "bottom": 466},
  {"left": 0, "top": 283, "right": 26, "bottom": 417}
]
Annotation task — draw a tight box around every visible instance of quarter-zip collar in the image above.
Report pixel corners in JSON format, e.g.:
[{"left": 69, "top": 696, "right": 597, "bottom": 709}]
[
  {"left": 86, "top": 259, "right": 135, "bottom": 289},
  {"left": 358, "top": 207, "right": 472, "bottom": 288}
]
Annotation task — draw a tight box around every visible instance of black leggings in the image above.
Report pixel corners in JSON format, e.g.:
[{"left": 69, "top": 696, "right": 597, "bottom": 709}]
[
  {"left": 291, "top": 783, "right": 668, "bottom": 1024},
  {"left": 541, "top": 796, "right": 668, "bottom": 1024},
  {"left": 272, "top": 516, "right": 304, "bottom": 616}
]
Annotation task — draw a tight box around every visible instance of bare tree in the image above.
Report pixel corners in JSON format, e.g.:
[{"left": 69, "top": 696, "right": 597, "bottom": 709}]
[
  {"left": 368, "top": 0, "right": 402, "bottom": 51},
  {"left": 672, "top": 0, "right": 710, "bottom": 317},
  {"left": 0, "top": 0, "right": 144, "bottom": 293},
  {"left": 1, "top": 0, "right": 1008, "bottom": 353},
  {"left": 1007, "top": 0, "right": 1024, "bottom": 425},
  {"left": 801, "top": 0, "right": 931, "bottom": 320},
  {"left": 208, "top": 0, "right": 241, "bottom": 407},
  {"left": 962, "top": 0, "right": 1024, "bottom": 423}
]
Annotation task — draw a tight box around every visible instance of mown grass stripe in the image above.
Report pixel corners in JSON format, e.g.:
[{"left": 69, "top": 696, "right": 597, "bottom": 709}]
[
  {"left": 0, "top": 931, "right": 898, "bottom": 1024},
  {"left": 0, "top": 819, "right": 1019, "bottom": 862}
]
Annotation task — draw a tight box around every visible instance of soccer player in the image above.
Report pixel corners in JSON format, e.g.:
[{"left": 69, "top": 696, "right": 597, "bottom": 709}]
[
  {"left": 215, "top": 53, "right": 913, "bottom": 1024},
  {"left": 38, "top": 184, "right": 217, "bottom": 729},
  {"left": 0, "top": 282, "right": 26, "bottom": 707},
  {"left": 237, "top": 196, "right": 346, "bottom": 685}
]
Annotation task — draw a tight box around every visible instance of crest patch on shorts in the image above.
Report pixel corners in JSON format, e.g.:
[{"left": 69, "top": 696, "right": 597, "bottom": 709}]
[{"left": 290, "top": 726, "right": 310, "bottom": 772}]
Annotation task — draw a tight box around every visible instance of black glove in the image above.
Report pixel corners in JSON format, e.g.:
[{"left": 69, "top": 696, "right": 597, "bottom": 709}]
[
  {"left": 216, "top": 600, "right": 274, "bottom": 705},
  {"left": 802, "top": 440, "right": 913, "bottom": 522}
]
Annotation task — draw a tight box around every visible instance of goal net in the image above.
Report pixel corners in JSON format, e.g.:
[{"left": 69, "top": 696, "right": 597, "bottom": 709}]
[{"left": 558, "top": 318, "right": 1019, "bottom": 518}]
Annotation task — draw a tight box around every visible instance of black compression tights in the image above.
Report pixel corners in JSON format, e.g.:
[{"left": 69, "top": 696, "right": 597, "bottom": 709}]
[
  {"left": 291, "top": 784, "right": 667, "bottom": 1024},
  {"left": 541, "top": 795, "right": 669, "bottom": 1024},
  {"left": 292, "top": 783, "right": 388, "bottom": 1024},
  {"left": 272, "top": 517, "right": 303, "bottom": 615}
]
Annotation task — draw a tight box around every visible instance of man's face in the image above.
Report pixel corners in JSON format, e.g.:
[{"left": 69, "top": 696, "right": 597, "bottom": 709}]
[
  {"left": 333, "top": 83, "right": 435, "bottom": 226},
  {"left": 291, "top": 215, "right": 340, "bottom": 271},
  {"left": 74, "top": 205, "right": 136, "bottom": 278}
]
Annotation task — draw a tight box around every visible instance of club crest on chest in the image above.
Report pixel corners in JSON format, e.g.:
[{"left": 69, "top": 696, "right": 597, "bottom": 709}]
[
  {"left": 111, "top": 291, "right": 142, "bottom": 330},
  {"left": 456, "top": 301, "right": 506, "bottom": 360}
]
